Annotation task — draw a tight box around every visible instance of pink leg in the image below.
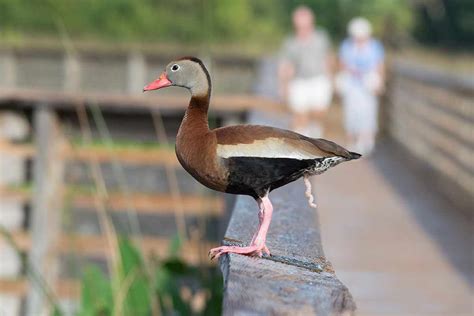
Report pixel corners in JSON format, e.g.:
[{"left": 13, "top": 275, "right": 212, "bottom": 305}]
[
  {"left": 209, "top": 195, "right": 273, "bottom": 260},
  {"left": 250, "top": 200, "right": 264, "bottom": 244},
  {"left": 250, "top": 201, "right": 270, "bottom": 256}
]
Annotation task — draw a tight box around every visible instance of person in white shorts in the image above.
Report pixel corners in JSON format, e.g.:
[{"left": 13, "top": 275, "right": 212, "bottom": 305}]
[{"left": 278, "top": 5, "right": 333, "bottom": 138}]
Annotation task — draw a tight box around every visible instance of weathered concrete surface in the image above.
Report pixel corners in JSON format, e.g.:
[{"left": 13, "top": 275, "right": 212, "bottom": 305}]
[
  {"left": 221, "top": 254, "right": 354, "bottom": 316},
  {"left": 220, "top": 179, "right": 355, "bottom": 315},
  {"left": 224, "top": 184, "right": 326, "bottom": 265}
]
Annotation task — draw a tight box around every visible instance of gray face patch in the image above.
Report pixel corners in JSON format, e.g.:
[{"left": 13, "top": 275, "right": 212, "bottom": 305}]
[{"left": 165, "top": 60, "right": 210, "bottom": 96}]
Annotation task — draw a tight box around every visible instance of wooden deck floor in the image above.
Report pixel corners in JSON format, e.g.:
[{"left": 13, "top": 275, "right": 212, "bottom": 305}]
[
  {"left": 248, "top": 103, "right": 473, "bottom": 314},
  {"left": 313, "top": 107, "right": 473, "bottom": 315}
]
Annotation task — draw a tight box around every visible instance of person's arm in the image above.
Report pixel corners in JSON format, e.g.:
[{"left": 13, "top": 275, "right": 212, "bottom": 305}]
[
  {"left": 278, "top": 39, "right": 295, "bottom": 102},
  {"left": 375, "top": 41, "right": 386, "bottom": 95},
  {"left": 278, "top": 60, "right": 294, "bottom": 101},
  {"left": 321, "top": 31, "right": 336, "bottom": 78},
  {"left": 338, "top": 39, "right": 357, "bottom": 75}
]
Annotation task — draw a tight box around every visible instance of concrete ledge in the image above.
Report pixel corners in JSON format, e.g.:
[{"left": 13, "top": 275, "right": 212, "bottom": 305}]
[{"left": 219, "top": 180, "right": 356, "bottom": 315}]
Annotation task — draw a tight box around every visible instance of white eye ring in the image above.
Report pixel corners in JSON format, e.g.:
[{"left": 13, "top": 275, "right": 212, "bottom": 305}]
[{"left": 171, "top": 64, "right": 180, "bottom": 72}]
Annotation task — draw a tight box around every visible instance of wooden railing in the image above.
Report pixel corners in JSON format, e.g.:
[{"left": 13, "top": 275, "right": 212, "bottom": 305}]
[
  {"left": 0, "top": 45, "right": 257, "bottom": 95},
  {"left": 1, "top": 45, "right": 345, "bottom": 315},
  {"left": 0, "top": 102, "right": 241, "bottom": 314},
  {"left": 388, "top": 58, "right": 474, "bottom": 211},
  {"left": 0, "top": 47, "right": 286, "bottom": 313}
]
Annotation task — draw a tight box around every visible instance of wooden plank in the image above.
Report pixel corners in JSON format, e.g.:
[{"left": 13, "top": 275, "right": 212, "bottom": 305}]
[
  {"left": 0, "top": 186, "right": 30, "bottom": 203},
  {"left": 0, "top": 278, "right": 79, "bottom": 299},
  {"left": 393, "top": 58, "right": 474, "bottom": 94},
  {"left": 0, "top": 40, "right": 259, "bottom": 65},
  {"left": 4, "top": 231, "right": 216, "bottom": 266},
  {"left": 390, "top": 108, "right": 474, "bottom": 194},
  {"left": 66, "top": 145, "right": 179, "bottom": 166},
  {"left": 395, "top": 77, "right": 474, "bottom": 121},
  {"left": 0, "top": 141, "right": 179, "bottom": 165},
  {"left": 0, "top": 186, "right": 223, "bottom": 216},
  {"left": 73, "top": 192, "right": 224, "bottom": 215},
  {"left": 0, "top": 279, "right": 28, "bottom": 296},
  {"left": 55, "top": 279, "right": 80, "bottom": 299},
  {"left": 0, "top": 88, "right": 287, "bottom": 114},
  {"left": 0, "top": 141, "right": 35, "bottom": 158},
  {"left": 26, "top": 107, "right": 64, "bottom": 316},
  {"left": 397, "top": 88, "right": 472, "bottom": 146}
]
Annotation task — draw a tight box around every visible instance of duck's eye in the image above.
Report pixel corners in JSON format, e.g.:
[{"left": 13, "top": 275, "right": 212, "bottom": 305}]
[{"left": 171, "top": 64, "right": 180, "bottom": 72}]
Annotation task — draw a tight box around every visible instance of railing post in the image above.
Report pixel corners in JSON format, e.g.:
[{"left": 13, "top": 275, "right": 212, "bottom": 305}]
[
  {"left": 127, "top": 51, "right": 146, "bottom": 94},
  {"left": 0, "top": 111, "right": 30, "bottom": 316},
  {"left": 1, "top": 51, "right": 17, "bottom": 88},
  {"left": 63, "top": 53, "right": 81, "bottom": 92},
  {"left": 25, "top": 106, "right": 64, "bottom": 316}
]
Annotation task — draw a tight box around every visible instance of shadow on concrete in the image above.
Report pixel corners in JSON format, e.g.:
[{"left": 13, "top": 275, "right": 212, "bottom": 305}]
[{"left": 371, "top": 139, "right": 474, "bottom": 288}]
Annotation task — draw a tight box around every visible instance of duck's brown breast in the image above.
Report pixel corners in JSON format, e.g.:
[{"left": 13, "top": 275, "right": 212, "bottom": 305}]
[{"left": 175, "top": 130, "right": 228, "bottom": 193}]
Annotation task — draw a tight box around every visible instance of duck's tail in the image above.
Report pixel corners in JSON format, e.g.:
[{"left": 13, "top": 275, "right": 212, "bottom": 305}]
[{"left": 349, "top": 151, "right": 362, "bottom": 160}]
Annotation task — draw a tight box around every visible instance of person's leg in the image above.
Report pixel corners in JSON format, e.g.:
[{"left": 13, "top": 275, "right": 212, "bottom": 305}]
[
  {"left": 343, "top": 97, "right": 358, "bottom": 150},
  {"left": 292, "top": 112, "right": 310, "bottom": 135},
  {"left": 358, "top": 92, "right": 378, "bottom": 155},
  {"left": 306, "top": 109, "right": 326, "bottom": 138},
  {"left": 307, "top": 76, "right": 332, "bottom": 138},
  {"left": 354, "top": 131, "right": 373, "bottom": 155},
  {"left": 288, "top": 79, "right": 311, "bottom": 135}
]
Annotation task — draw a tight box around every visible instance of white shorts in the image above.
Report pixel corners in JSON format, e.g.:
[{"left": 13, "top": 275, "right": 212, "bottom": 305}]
[{"left": 288, "top": 76, "right": 333, "bottom": 113}]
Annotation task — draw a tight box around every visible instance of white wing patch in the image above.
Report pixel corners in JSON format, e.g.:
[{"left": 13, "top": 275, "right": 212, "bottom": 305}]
[{"left": 216, "top": 138, "right": 321, "bottom": 160}]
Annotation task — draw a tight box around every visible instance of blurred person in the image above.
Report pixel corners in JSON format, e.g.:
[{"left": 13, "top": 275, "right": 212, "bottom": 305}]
[
  {"left": 278, "top": 5, "right": 333, "bottom": 138},
  {"left": 338, "top": 17, "right": 385, "bottom": 155}
]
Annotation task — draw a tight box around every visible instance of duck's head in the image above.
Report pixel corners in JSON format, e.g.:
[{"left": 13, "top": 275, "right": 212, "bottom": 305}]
[{"left": 143, "top": 57, "right": 210, "bottom": 97}]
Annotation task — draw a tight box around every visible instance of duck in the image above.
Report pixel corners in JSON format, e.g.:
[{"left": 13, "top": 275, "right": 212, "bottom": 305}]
[{"left": 143, "top": 57, "right": 360, "bottom": 259}]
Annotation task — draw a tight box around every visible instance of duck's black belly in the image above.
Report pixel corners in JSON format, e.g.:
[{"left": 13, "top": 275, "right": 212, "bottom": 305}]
[{"left": 223, "top": 156, "right": 319, "bottom": 199}]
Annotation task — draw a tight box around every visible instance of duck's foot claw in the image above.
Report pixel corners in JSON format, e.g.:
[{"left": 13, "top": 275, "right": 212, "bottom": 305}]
[
  {"left": 262, "top": 245, "right": 271, "bottom": 256},
  {"left": 208, "top": 244, "right": 271, "bottom": 260}
]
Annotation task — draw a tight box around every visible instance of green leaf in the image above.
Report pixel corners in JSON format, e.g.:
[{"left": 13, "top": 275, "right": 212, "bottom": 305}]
[
  {"left": 76, "top": 266, "right": 112, "bottom": 316},
  {"left": 50, "top": 305, "right": 63, "bottom": 316},
  {"left": 168, "top": 234, "right": 182, "bottom": 258},
  {"left": 117, "top": 238, "right": 151, "bottom": 316}
]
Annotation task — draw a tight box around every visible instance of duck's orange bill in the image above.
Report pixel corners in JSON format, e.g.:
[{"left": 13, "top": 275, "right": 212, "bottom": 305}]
[{"left": 143, "top": 73, "right": 172, "bottom": 92}]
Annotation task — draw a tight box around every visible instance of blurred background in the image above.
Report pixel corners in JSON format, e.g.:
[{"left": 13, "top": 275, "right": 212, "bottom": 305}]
[{"left": 0, "top": 0, "right": 472, "bottom": 315}]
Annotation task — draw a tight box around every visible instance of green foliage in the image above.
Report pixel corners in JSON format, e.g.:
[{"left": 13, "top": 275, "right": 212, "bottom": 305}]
[
  {"left": 413, "top": 0, "right": 474, "bottom": 48},
  {"left": 73, "top": 237, "right": 222, "bottom": 316},
  {"left": 117, "top": 238, "right": 151, "bottom": 316},
  {"left": 3, "top": 1, "right": 468, "bottom": 52},
  {"left": 281, "top": 0, "right": 413, "bottom": 44},
  {"left": 0, "top": 0, "right": 414, "bottom": 48},
  {"left": 77, "top": 266, "right": 113, "bottom": 316},
  {"left": 0, "top": 0, "right": 285, "bottom": 47},
  {"left": 168, "top": 234, "right": 183, "bottom": 258}
]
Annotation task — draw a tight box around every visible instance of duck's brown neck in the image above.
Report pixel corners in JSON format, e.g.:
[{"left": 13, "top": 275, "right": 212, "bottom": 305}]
[
  {"left": 178, "top": 63, "right": 212, "bottom": 137},
  {"left": 177, "top": 93, "right": 211, "bottom": 145}
]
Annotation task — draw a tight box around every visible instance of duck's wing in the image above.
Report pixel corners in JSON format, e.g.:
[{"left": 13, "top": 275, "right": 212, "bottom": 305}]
[{"left": 214, "top": 125, "right": 359, "bottom": 160}]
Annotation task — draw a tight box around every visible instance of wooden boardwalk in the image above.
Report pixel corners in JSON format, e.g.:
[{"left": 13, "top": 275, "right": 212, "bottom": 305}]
[
  {"left": 314, "top": 107, "right": 473, "bottom": 315},
  {"left": 252, "top": 56, "right": 473, "bottom": 314}
]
